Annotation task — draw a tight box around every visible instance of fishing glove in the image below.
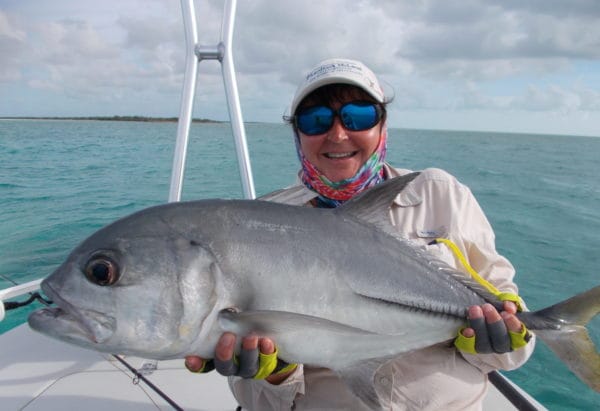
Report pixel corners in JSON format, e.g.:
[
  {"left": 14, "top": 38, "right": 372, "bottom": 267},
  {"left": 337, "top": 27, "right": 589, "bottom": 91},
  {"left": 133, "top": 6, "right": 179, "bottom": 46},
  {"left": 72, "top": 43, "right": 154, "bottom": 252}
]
[
  {"left": 455, "top": 319, "right": 531, "bottom": 354},
  {"left": 430, "top": 238, "right": 531, "bottom": 354},
  {"left": 214, "top": 345, "right": 297, "bottom": 379},
  {"left": 192, "top": 347, "right": 297, "bottom": 379}
]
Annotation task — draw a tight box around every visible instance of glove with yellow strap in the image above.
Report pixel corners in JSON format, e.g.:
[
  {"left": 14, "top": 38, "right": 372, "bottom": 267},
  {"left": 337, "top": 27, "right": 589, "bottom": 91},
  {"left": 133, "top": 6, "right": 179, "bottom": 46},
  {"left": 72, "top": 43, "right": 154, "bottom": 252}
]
[
  {"left": 454, "top": 303, "right": 532, "bottom": 355},
  {"left": 214, "top": 345, "right": 297, "bottom": 379},
  {"left": 430, "top": 238, "right": 532, "bottom": 355},
  {"left": 189, "top": 344, "right": 297, "bottom": 380}
]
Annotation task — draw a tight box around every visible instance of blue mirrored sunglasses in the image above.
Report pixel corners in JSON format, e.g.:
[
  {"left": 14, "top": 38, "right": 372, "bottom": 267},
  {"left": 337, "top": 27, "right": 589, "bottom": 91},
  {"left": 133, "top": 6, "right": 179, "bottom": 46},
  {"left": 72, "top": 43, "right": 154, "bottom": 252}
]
[{"left": 294, "top": 101, "right": 383, "bottom": 136}]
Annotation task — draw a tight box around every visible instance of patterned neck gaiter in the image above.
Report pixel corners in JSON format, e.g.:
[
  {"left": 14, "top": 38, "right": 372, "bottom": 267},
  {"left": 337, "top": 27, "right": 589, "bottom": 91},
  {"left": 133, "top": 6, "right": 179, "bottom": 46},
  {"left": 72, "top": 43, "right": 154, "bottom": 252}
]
[{"left": 296, "top": 125, "right": 388, "bottom": 208}]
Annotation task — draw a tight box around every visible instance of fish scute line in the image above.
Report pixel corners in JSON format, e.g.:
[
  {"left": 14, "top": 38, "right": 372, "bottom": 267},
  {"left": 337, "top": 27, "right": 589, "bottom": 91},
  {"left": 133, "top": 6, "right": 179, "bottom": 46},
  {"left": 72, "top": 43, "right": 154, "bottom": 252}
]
[{"left": 361, "top": 293, "right": 466, "bottom": 320}]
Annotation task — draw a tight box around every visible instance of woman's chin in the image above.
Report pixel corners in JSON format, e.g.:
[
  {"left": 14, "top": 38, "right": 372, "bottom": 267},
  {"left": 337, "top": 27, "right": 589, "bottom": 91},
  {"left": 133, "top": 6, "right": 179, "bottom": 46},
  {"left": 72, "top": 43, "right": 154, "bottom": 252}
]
[
  {"left": 323, "top": 172, "right": 357, "bottom": 182},
  {"left": 319, "top": 160, "right": 361, "bottom": 182}
]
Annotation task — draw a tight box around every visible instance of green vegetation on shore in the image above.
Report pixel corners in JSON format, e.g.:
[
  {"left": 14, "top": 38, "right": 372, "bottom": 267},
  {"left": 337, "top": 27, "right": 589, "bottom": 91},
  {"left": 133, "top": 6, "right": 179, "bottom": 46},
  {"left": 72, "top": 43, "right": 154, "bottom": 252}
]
[{"left": 0, "top": 115, "right": 221, "bottom": 123}]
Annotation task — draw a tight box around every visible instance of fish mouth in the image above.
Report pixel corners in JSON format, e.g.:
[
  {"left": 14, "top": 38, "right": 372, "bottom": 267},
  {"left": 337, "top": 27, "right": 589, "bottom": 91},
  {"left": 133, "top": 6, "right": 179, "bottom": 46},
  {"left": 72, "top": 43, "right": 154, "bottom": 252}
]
[{"left": 28, "top": 282, "right": 116, "bottom": 345}]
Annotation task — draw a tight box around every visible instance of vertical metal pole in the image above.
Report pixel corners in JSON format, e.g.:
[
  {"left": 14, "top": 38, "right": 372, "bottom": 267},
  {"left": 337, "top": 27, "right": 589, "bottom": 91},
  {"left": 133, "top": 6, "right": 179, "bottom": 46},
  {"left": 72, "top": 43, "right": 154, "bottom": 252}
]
[
  {"left": 221, "top": 0, "right": 256, "bottom": 199},
  {"left": 169, "top": 0, "right": 199, "bottom": 202}
]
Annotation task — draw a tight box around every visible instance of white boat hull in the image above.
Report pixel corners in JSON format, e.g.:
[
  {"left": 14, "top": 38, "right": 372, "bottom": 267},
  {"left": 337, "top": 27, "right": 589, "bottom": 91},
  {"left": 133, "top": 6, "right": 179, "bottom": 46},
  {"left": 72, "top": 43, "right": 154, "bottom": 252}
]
[
  {"left": 0, "top": 323, "right": 546, "bottom": 410},
  {"left": 1, "top": 324, "right": 237, "bottom": 410}
]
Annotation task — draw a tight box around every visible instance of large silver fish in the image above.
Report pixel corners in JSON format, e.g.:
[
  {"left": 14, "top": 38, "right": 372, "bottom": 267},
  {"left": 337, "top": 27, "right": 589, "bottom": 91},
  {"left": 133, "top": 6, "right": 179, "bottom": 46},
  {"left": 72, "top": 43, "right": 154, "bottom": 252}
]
[{"left": 29, "top": 173, "right": 600, "bottom": 409}]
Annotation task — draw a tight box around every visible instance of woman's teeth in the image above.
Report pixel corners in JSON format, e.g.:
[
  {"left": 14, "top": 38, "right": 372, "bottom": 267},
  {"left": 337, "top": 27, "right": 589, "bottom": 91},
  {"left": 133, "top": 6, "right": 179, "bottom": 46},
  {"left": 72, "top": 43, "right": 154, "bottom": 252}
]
[{"left": 325, "top": 152, "right": 355, "bottom": 159}]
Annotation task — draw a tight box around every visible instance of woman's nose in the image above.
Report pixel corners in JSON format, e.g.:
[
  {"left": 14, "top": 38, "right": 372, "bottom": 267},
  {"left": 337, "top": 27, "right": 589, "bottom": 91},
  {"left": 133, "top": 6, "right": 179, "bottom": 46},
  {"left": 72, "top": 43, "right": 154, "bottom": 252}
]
[{"left": 327, "top": 117, "right": 348, "bottom": 142}]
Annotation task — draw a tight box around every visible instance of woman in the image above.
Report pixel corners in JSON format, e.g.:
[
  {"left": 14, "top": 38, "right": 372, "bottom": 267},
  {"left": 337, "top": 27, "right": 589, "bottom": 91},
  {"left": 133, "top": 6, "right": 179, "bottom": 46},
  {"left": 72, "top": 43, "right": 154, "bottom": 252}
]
[{"left": 185, "top": 58, "right": 535, "bottom": 410}]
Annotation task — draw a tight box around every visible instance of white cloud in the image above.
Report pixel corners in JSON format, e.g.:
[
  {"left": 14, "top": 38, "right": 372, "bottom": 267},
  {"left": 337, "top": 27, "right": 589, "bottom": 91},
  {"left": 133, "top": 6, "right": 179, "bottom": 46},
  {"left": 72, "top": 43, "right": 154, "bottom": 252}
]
[
  {"left": 0, "top": 0, "right": 599, "bottom": 135},
  {"left": 512, "top": 84, "right": 600, "bottom": 113},
  {"left": 0, "top": 10, "right": 28, "bottom": 82}
]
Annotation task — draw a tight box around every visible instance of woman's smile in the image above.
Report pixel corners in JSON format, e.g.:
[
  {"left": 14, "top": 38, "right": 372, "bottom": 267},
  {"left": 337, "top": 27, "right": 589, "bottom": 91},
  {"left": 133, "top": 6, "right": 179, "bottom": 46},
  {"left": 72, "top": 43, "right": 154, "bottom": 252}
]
[{"left": 323, "top": 151, "right": 358, "bottom": 159}]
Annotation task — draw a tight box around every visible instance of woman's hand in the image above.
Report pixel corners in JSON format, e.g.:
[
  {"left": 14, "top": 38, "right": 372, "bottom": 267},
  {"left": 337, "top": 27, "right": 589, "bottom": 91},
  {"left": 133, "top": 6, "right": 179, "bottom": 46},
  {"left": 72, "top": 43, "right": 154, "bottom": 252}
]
[
  {"left": 184, "top": 333, "right": 296, "bottom": 385},
  {"left": 462, "top": 301, "right": 522, "bottom": 337},
  {"left": 458, "top": 301, "right": 526, "bottom": 354}
]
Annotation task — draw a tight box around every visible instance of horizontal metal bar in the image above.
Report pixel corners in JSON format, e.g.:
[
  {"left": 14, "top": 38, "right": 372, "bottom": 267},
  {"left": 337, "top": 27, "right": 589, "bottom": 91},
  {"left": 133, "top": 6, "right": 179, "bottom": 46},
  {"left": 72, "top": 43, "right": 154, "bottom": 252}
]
[
  {"left": 0, "top": 279, "right": 43, "bottom": 301},
  {"left": 195, "top": 44, "right": 224, "bottom": 61},
  {"left": 0, "top": 279, "right": 43, "bottom": 322}
]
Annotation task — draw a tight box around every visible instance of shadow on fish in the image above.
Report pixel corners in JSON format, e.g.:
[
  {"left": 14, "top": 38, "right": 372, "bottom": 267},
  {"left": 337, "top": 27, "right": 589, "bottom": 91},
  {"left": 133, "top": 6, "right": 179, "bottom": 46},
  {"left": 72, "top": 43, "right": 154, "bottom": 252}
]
[{"left": 28, "top": 173, "right": 600, "bottom": 410}]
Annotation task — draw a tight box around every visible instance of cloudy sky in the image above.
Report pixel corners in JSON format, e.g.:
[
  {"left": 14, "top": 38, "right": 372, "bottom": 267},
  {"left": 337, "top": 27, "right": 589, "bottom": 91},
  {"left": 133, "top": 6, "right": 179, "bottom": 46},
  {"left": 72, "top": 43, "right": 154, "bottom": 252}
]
[{"left": 1, "top": 0, "right": 599, "bottom": 136}]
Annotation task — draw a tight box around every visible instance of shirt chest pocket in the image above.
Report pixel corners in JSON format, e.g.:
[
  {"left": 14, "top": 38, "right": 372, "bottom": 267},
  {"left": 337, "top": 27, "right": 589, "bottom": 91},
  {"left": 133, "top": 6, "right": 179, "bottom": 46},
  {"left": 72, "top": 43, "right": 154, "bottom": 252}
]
[{"left": 412, "top": 227, "right": 461, "bottom": 270}]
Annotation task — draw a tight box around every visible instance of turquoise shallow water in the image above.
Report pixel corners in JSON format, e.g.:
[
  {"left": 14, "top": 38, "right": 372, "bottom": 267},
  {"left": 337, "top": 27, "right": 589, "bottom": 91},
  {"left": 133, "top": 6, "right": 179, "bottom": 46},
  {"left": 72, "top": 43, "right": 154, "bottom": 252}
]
[{"left": 1, "top": 119, "right": 599, "bottom": 409}]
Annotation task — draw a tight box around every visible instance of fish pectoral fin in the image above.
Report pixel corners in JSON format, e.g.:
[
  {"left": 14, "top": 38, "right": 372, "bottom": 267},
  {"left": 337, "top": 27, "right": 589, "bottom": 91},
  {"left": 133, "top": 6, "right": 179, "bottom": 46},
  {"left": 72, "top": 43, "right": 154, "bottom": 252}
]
[
  {"left": 219, "top": 309, "right": 392, "bottom": 410},
  {"left": 336, "top": 358, "right": 389, "bottom": 411},
  {"left": 218, "top": 309, "right": 373, "bottom": 336},
  {"left": 217, "top": 309, "right": 383, "bottom": 363}
]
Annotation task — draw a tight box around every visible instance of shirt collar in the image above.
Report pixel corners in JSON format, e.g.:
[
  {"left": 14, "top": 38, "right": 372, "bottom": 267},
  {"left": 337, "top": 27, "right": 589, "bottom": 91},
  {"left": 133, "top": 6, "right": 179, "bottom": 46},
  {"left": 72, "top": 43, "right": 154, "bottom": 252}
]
[
  {"left": 383, "top": 164, "right": 423, "bottom": 207},
  {"left": 291, "top": 164, "right": 423, "bottom": 207}
]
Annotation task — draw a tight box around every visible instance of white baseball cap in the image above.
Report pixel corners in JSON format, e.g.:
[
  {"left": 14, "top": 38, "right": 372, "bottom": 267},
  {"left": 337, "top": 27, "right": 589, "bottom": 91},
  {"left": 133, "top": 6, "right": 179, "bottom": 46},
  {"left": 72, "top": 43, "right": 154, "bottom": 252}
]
[{"left": 290, "top": 58, "right": 385, "bottom": 115}]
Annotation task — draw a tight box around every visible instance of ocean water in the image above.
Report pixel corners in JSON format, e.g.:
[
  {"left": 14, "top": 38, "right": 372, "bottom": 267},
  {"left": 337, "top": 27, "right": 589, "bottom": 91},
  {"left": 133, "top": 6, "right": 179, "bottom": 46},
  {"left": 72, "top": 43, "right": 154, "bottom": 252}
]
[{"left": 1, "top": 119, "right": 599, "bottom": 410}]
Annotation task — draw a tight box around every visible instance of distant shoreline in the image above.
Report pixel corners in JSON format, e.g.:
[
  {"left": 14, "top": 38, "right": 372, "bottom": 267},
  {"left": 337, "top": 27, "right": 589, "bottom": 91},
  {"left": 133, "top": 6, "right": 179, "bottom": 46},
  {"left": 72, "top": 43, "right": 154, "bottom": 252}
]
[
  {"left": 0, "top": 116, "right": 222, "bottom": 123},
  {"left": 1, "top": 117, "right": 597, "bottom": 138}
]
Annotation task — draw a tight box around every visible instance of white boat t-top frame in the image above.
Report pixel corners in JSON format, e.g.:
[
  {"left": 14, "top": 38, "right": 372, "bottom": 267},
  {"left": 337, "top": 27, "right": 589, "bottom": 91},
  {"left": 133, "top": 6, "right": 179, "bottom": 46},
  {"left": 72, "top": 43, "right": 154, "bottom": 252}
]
[{"left": 172, "top": 0, "right": 256, "bottom": 202}]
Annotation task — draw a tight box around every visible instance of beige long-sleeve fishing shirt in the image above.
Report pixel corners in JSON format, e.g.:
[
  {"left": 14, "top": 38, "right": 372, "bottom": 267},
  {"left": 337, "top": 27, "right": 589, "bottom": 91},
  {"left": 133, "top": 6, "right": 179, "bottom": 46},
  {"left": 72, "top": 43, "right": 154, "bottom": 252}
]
[{"left": 229, "top": 165, "right": 536, "bottom": 410}]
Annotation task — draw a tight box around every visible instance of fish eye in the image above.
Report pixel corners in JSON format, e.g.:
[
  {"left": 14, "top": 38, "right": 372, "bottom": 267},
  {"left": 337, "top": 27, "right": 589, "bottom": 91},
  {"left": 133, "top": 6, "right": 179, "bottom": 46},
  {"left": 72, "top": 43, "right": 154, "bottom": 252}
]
[{"left": 85, "top": 256, "right": 120, "bottom": 286}]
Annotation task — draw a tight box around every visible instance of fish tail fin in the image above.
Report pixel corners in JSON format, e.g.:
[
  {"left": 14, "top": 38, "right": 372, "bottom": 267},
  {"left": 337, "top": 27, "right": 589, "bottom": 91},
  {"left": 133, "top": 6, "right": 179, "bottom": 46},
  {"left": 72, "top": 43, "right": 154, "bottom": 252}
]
[{"left": 528, "top": 285, "right": 600, "bottom": 392}]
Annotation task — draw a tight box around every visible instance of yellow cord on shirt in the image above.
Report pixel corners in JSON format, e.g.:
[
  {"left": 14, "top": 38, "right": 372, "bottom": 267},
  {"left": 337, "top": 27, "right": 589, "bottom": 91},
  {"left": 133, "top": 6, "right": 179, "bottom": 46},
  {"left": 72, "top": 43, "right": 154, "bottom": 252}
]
[{"left": 432, "top": 238, "right": 524, "bottom": 312}]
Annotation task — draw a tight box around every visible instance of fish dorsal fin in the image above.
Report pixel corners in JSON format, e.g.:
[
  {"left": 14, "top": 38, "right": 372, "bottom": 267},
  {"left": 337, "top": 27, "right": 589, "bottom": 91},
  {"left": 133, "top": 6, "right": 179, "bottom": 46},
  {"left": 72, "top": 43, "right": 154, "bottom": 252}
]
[
  {"left": 257, "top": 185, "right": 313, "bottom": 204},
  {"left": 336, "top": 172, "right": 420, "bottom": 229}
]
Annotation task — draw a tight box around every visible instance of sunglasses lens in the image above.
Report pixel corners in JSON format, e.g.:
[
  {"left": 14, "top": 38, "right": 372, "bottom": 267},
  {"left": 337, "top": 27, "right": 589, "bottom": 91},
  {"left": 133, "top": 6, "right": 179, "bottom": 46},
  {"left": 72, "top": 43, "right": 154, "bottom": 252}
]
[
  {"left": 295, "top": 102, "right": 381, "bottom": 135},
  {"left": 340, "top": 102, "right": 380, "bottom": 131},
  {"left": 296, "top": 106, "right": 334, "bottom": 135}
]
